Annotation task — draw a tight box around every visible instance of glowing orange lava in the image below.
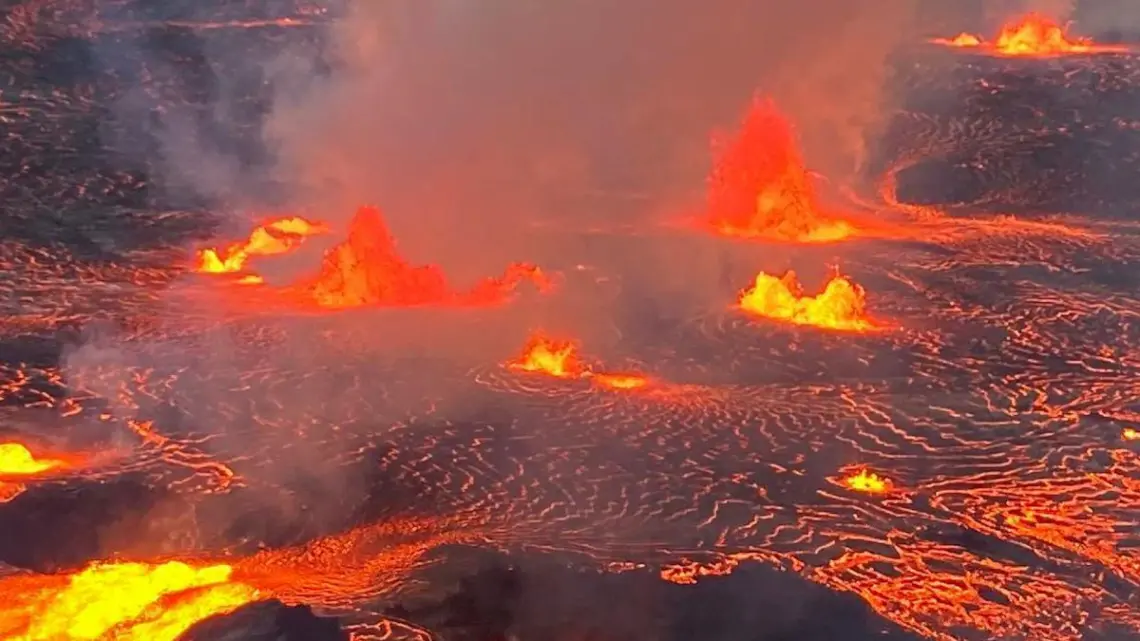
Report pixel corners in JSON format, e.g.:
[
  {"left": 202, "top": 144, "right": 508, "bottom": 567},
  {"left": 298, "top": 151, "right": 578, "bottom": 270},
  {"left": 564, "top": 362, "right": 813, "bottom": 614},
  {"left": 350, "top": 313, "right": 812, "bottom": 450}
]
[
  {"left": 508, "top": 334, "right": 584, "bottom": 378},
  {"left": 0, "top": 442, "right": 65, "bottom": 476},
  {"left": 933, "top": 13, "right": 1129, "bottom": 57},
  {"left": 1124, "top": 427, "right": 1139, "bottom": 441},
  {"left": 738, "top": 270, "right": 879, "bottom": 332},
  {"left": 0, "top": 560, "right": 260, "bottom": 641},
  {"left": 592, "top": 373, "right": 651, "bottom": 390},
  {"left": 706, "top": 98, "right": 855, "bottom": 243},
  {"left": 506, "top": 333, "right": 653, "bottom": 391},
  {"left": 841, "top": 469, "right": 893, "bottom": 494},
  {"left": 301, "top": 206, "right": 548, "bottom": 308},
  {"left": 196, "top": 216, "right": 328, "bottom": 275}
]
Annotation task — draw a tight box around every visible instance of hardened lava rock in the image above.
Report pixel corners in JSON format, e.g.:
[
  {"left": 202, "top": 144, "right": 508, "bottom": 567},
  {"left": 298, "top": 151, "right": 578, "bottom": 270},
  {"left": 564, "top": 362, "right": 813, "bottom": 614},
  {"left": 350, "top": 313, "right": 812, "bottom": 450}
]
[{"left": 178, "top": 600, "right": 349, "bottom": 641}]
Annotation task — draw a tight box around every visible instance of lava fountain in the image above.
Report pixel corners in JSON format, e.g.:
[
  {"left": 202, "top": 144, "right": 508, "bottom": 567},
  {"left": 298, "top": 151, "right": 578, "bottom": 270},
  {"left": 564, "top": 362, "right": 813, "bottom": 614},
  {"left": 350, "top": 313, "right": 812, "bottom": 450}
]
[
  {"left": 197, "top": 206, "right": 552, "bottom": 311},
  {"left": 737, "top": 270, "right": 881, "bottom": 332},
  {"left": 932, "top": 13, "right": 1130, "bottom": 57},
  {"left": 507, "top": 334, "right": 652, "bottom": 390},
  {"left": 706, "top": 98, "right": 857, "bottom": 243},
  {"left": 0, "top": 442, "right": 77, "bottom": 504},
  {"left": 298, "top": 206, "right": 550, "bottom": 308},
  {"left": 840, "top": 469, "right": 894, "bottom": 494},
  {"left": 195, "top": 216, "right": 328, "bottom": 277},
  {"left": 0, "top": 442, "right": 67, "bottom": 477}
]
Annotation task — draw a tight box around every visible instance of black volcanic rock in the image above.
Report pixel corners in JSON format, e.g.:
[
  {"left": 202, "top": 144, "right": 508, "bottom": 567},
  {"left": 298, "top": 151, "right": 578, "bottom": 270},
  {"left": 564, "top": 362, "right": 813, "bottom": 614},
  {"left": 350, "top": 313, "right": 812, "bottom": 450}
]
[
  {"left": 391, "top": 548, "right": 924, "bottom": 641},
  {"left": 178, "top": 600, "right": 348, "bottom": 641}
]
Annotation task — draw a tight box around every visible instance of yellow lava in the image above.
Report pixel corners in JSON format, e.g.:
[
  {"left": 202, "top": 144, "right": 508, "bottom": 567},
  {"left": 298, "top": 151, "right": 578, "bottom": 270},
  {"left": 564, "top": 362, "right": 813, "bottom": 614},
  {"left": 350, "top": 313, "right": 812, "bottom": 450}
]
[
  {"left": 932, "top": 13, "right": 1128, "bottom": 57},
  {"left": 1124, "top": 428, "right": 1139, "bottom": 441},
  {"left": 0, "top": 561, "right": 260, "bottom": 641},
  {"left": 739, "top": 271, "right": 877, "bottom": 332},
  {"left": 842, "top": 469, "right": 893, "bottom": 494},
  {"left": 0, "top": 443, "right": 64, "bottom": 476},
  {"left": 196, "top": 216, "right": 328, "bottom": 275},
  {"left": 508, "top": 335, "right": 584, "bottom": 378}
]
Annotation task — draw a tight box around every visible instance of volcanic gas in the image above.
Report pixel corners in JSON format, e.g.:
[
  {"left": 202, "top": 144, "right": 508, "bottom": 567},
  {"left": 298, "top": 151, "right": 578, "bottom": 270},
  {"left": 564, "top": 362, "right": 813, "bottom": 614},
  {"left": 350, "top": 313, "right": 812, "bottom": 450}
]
[
  {"left": 932, "top": 13, "right": 1130, "bottom": 57},
  {"left": 738, "top": 270, "right": 879, "bottom": 332},
  {"left": 705, "top": 99, "right": 857, "bottom": 243}
]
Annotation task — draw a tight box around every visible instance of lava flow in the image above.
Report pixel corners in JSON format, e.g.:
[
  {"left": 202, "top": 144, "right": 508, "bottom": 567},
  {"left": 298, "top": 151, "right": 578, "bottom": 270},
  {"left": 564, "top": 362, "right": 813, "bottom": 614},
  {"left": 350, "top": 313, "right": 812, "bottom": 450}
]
[
  {"left": 0, "top": 560, "right": 260, "bottom": 641},
  {"left": 932, "top": 13, "right": 1130, "bottom": 57},
  {"left": 298, "top": 206, "right": 550, "bottom": 308},
  {"left": 507, "top": 334, "right": 651, "bottom": 390},
  {"left": 195, "top": 216, "right": 328, "bottom": 277},
  {"left": 706, "top": 98, "right": 856, "bottom": 243},
  {"left": 737, "top": 270, "right": 880, "bottom": 332}
]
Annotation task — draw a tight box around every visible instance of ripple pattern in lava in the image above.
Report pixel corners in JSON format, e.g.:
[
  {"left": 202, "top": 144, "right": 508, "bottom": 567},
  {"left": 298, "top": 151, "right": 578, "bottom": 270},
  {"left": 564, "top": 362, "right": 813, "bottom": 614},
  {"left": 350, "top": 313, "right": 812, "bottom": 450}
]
[{"left": 0, "top": 4, "right": 1139, "bottom": 641}]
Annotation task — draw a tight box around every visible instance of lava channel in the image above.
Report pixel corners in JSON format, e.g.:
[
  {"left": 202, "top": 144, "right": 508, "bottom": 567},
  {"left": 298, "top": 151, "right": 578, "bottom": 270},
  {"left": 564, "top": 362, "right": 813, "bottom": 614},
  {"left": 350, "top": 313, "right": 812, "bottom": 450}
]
[
  {"left": 0, "top": 560, "right": 260, "bottom": 641},
  {"left": 507, "top": 333, "right": 652, "bottom": 391},
  {"left": 705, "top": 98, "right": 859, "bottom": 243},
  {"left": 737, "top": 270, "right": 883, "bottom": 332},
  {"left": 931, "top": 13, "right": 1131, "bottom": 57}
]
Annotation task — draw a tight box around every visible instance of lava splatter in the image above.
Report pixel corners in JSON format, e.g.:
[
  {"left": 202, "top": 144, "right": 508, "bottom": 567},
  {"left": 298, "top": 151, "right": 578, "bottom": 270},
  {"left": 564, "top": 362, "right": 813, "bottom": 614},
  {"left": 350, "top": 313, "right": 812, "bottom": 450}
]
[
  {"left": 196, "top": 216, "right": 328, "bottom": 276},
  {"left": 507, "top": 333, "right": 652, "bottom": 390},
  {"left": 738, "top": 270, "right": 880, "bottom": 332},
  {"left": 300, "top": 206, "right": 549, "bottom": 309},
  {"left": 932, "top": 13, "right": 1130, "bottom": 57}
]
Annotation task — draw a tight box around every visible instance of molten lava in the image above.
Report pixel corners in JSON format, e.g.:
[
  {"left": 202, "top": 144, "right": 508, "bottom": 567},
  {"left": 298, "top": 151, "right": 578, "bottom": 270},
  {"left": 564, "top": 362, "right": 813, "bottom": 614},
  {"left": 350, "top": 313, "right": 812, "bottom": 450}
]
[
  {"left": 1124, "top": 427, "right": 1139, "bottom": 441},
  {"left": 841, "top": 469, "right": 893, "bottom": 494},
  {"left": 933, "top": 13, "right": 1129, "bottom": 57},
  {"left": 706, "top": 99, "right": 855, "bottom": 242},
  {"left": 0, "top": 560, "right": 260, "bottom": 641},
  {"left": 508, "top": 334, "right": 584, "bottom": 378},
  {"left": 301, "top": 206, "right": 548, "bottom": 308},
  {"left": 592, "top": 373, "right": 651, "bottom": 390},
  {"left": 0, "top": 442, "right": 65, "bottom": 476},
  {"left": 196, "top": 216, "right": 328, "bottom": 275},
  {"left": 738, "top": 270, "right": 878, "bottom": 332},
  {"left": 507, "top": 334, "right": 652, "bottom": 390}
]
